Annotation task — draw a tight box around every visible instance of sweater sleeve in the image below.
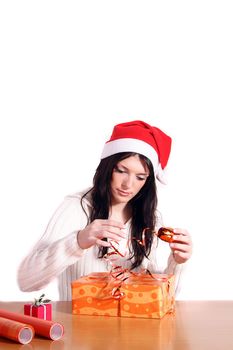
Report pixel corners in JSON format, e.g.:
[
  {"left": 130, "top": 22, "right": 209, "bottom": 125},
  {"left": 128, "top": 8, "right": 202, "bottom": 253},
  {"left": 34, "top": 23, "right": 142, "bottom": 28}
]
[{"left": 17, "top": 195, "right": 89, "bottom": 292}]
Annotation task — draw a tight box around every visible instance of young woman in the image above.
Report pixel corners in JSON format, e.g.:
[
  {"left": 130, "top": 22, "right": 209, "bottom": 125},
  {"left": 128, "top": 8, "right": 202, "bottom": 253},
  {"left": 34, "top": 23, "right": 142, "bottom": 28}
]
[{"left": 17, "top": 120, "right": 192, "bottom": 300}]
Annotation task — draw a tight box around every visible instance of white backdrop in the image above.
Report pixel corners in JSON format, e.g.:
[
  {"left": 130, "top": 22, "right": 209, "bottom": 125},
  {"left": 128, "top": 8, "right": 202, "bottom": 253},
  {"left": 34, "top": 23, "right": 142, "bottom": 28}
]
[{"left": 0, "top": 1, "right": 233, "bottom": 301}]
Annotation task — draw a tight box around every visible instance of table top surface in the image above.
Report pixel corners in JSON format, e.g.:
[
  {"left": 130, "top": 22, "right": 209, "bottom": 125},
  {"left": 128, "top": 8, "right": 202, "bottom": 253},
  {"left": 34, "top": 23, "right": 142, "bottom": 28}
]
[{"left": 0, "top": 301, "right": 233, "bottom": 350}]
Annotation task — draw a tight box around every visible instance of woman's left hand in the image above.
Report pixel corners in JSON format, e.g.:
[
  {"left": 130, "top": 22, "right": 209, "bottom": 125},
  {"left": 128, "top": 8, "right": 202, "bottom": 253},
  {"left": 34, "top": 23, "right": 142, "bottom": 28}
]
[{"left": 169, "top": 228, "right": 192, "bottom": 264}]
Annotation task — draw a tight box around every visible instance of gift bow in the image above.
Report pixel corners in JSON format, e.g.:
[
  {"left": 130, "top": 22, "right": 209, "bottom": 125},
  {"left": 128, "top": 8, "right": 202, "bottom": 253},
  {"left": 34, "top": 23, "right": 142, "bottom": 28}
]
[{"left": 33, "top": 294, "right": 51, "bottom": 306}]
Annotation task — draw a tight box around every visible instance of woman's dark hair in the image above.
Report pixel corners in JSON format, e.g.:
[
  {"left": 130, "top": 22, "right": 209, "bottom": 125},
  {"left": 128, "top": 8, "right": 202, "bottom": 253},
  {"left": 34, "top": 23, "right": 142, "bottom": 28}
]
[{"left": 81, "top": 152, "right": 157, "bottom": 269}]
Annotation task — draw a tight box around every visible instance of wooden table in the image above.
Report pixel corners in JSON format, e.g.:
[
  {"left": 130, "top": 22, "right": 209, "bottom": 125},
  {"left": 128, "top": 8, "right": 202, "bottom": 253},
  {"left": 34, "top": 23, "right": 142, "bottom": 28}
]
[{"left": 0, "top": 301, "right": 233, "bottom": 349}]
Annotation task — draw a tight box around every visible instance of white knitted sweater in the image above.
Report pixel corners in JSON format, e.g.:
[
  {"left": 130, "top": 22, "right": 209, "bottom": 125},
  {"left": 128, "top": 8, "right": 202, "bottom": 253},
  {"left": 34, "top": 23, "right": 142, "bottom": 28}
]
[{"left": 17, "top": 190, "right": 183, "bottom": 300}]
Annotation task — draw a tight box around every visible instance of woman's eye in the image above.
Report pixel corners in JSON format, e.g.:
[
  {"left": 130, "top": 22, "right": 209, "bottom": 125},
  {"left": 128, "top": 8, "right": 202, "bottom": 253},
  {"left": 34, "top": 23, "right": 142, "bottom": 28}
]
[
  {"left": 115, "top": 166, "right": 125, "bottom": 173},
  {"left": 136, "top": 176, "right": 147, "bottom": 181}
]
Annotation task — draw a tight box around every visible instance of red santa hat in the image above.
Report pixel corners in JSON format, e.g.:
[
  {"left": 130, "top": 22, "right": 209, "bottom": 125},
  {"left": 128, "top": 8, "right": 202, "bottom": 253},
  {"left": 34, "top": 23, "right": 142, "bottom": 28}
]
[{"left": 101, "top": 120, "right": 172, "bottom": 184}]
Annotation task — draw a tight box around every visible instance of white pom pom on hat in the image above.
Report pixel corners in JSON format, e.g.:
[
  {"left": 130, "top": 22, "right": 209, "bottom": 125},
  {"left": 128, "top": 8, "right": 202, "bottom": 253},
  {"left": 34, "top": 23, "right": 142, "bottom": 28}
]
[{"left": 101, "top": 120, "right": 172, "bottom": 184}]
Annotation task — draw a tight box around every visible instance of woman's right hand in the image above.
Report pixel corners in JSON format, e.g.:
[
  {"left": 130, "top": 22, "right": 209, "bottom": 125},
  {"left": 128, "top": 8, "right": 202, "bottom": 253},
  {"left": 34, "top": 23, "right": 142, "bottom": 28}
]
[{"left": 77, "top": 219, "right": 126, "bottom": 249}]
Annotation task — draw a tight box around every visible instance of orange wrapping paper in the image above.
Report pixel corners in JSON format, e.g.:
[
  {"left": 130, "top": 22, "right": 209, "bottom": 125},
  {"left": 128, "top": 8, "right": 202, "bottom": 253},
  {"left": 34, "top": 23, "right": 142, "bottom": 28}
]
[
  {"left": 72, "top": 272, "right": 119, "bottom": 316},
  {"left": 120, "top": 274, "right": 175, "bottom": 319},
  {"left": 0, "top": 309, "right": 64, "bottom": 340},
  {"left": 72, "top": 272, "right": 175, "bottom": 319},
  {"left": 0, "top": 316, "right": 34, "bottom": 344}
]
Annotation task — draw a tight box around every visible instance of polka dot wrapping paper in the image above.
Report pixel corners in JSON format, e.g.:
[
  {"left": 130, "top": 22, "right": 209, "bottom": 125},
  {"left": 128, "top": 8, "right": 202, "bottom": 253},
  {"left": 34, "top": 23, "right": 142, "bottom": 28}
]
[
  {"left": 72, "top": 272, "right": 119, "bottom": 317},
  {"left": 120, "top": 274, "right": 175, "bottom": 318},
  {"left": 71, "top": 272, "right": 175, "bottom": 319}
]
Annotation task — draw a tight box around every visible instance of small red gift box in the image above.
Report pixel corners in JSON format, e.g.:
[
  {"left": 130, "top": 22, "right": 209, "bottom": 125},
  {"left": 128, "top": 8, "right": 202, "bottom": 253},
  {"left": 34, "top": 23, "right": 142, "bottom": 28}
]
[{"left": 24, "top": 303, "right": 52, "bottom": 321}]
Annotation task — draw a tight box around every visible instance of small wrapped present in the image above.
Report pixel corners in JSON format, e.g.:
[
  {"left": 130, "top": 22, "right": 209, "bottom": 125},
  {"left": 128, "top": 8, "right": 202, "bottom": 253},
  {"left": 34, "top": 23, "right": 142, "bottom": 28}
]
[
  {"left": 72, "top": 272, "right": 175, "bottom": 319},
  {"left": 72, "top": 272, "right": 119, "bottom": 317},
  {"left": 24, "top": 294, "right": 52, "bottom": 321},
  {"left": 120, "top": 273, "right": 175, "bottom": 319}
]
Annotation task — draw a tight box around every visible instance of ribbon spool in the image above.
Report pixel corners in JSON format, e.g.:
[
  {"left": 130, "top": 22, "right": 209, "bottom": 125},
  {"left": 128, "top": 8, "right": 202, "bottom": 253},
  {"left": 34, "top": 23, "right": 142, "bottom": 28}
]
[{"left": 157, "top": 227, "right": 174, "bottom": 243}]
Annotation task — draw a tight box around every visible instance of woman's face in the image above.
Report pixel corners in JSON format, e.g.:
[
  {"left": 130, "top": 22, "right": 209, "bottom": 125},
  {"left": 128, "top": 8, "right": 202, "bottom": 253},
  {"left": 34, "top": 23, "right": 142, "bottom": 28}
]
[{"left": 110, "top": 155, "right": 149, "bottom": 205}]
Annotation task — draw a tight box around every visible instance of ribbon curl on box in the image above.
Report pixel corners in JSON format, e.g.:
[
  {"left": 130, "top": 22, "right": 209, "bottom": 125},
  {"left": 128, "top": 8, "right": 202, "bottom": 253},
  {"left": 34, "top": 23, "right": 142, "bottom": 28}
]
[{"left": 103, "top": 227, "right": 175, "bottom": 303}]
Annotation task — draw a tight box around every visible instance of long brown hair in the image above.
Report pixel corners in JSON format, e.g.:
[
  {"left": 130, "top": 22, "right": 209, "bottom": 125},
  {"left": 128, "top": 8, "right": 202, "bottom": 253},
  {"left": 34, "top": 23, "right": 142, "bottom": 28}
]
[{"left": 81, "top": 152, "right": 158, "bottom": 269}]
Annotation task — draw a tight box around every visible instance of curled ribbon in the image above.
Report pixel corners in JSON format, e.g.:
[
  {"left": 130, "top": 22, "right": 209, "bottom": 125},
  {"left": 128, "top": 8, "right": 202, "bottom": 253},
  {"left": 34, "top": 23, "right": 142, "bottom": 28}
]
[{"left": 101, "top": 226, "right": 175, "bottom": 304}]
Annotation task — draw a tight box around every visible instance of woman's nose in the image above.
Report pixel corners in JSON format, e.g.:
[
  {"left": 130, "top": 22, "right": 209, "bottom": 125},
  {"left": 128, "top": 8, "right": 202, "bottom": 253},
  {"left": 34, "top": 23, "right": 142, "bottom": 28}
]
[{"left": 122, "top": 174, "right": 133, "bottom": 188}]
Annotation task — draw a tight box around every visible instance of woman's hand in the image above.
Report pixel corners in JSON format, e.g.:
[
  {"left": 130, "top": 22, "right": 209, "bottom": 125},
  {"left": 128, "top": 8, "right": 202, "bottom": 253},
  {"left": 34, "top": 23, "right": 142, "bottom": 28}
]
[
  {"left": 77, "top": 219, "right": 126, "bottom": 249},
  {"left": 169, "top": 228, "right": 192, "bottom": 264}
]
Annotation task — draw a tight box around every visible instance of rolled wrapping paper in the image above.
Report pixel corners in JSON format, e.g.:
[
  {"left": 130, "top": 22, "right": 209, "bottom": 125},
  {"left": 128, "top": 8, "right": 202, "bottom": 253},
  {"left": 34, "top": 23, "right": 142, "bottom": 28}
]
[
  {"left": 0, "top": 309, "right": 64, "bottom": 341},
  {"left": 0, "top": 316, "right": 34, "bottom": 344}
]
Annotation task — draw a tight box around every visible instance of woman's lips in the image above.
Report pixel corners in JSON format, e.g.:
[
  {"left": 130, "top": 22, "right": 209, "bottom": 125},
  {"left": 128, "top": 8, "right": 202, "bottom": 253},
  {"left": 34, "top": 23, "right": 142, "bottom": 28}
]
[{"left": 117, "top": 189, "right": 131, "bottom": 196}]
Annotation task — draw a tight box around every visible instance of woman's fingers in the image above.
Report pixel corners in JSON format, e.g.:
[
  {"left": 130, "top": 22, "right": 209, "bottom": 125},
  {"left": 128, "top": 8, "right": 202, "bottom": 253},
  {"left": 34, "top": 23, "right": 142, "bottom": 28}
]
[
  {"left": 98, "top": 219, "right": 125, "bottom": 230},
  {"left": 170, "top": 242, "right": 191, "bottom": 253},
  {"left": 169, "top": 228, "right": 192, "bottom": 264},
  {"left": 100, "top": 230, "right": 125, "bottom": 241},
  {"left": 93, "top": 219, "right": 126, "bottom": 240},
  {"left": 95, "top": 238, "right": 111, "bottom": 247},
  {"left": 172, "top": 250, "right": 191, "bottom": 264},
  {"left": 77, "top": 219, "right": 126, "bottom": 249}
]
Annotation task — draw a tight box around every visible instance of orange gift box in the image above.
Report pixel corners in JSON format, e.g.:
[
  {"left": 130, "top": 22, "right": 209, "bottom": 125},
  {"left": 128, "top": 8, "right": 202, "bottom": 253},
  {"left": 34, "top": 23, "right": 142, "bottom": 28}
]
[
  {"left": 72, "top": 272, "right": 175, "bottom": 319},
  {"left": 120, "top": 274, "right": 175, "bottom": 319},
  {"left": 72, "top": 272, "right": 119, "bottom": 317}
]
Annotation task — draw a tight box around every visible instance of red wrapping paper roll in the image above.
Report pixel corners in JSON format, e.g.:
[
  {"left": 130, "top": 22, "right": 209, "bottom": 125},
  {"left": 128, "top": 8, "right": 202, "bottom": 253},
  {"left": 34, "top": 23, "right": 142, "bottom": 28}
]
[
  {"left": 0, "top": 309, "right": 64, "bottom": 340},
  {"left": 0, "top": 316, "right": 34, "bottom": 344}
]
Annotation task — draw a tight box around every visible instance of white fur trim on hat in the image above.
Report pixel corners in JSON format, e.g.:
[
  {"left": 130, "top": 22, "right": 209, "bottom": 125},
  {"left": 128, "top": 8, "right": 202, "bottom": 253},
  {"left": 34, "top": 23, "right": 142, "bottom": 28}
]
[{"left": 100, "top": 138, "right": 168, "bottom": 183}]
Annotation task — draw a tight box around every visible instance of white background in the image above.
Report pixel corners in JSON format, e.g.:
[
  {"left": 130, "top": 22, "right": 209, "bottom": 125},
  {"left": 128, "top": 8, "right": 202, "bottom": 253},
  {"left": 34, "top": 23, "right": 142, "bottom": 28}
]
[{"left": 0, "top": 1, "right": 232, "bottom": 301}]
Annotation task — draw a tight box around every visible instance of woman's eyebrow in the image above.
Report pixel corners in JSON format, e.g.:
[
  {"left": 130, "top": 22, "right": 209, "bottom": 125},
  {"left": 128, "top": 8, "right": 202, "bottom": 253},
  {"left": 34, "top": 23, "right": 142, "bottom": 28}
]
[{"left": 117, "top": 164, "right": 149, "bottom": 175}]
